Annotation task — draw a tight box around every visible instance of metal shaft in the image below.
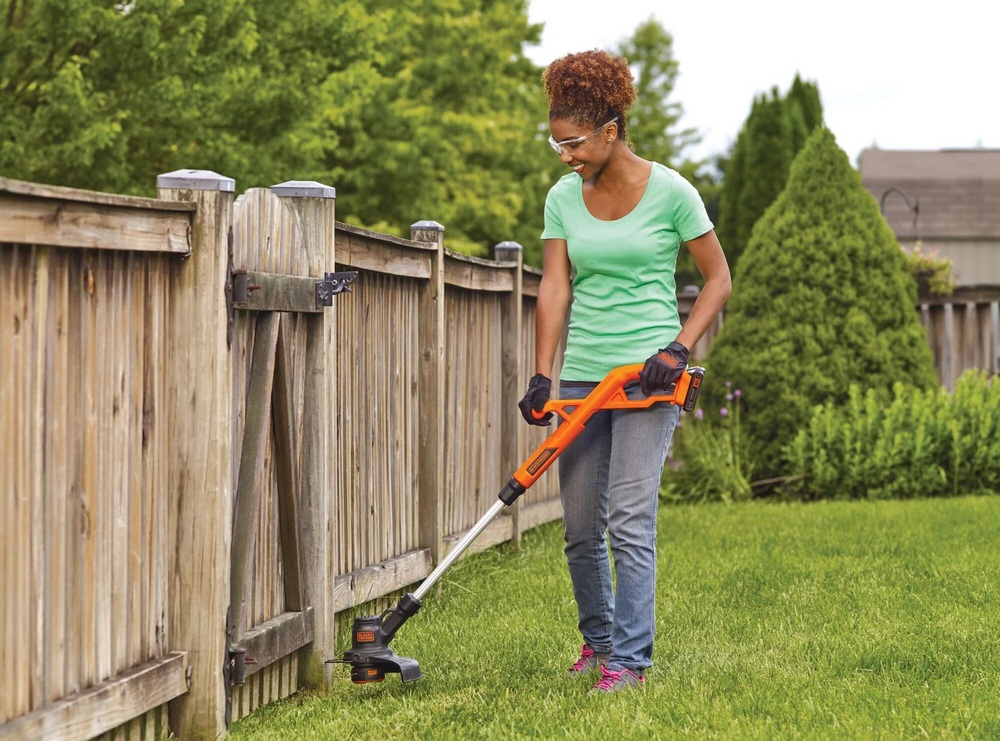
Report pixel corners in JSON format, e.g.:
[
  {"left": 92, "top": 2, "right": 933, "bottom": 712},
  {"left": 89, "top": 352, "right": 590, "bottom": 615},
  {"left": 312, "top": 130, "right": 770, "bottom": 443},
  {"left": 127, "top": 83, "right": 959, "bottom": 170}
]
[{"left": 412, "top": 499, "right": 508, "bottom": 602}]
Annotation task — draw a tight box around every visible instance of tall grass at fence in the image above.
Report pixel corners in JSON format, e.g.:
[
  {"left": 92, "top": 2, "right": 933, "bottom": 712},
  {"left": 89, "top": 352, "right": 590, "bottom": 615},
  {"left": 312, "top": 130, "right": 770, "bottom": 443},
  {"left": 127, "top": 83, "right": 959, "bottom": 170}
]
[{"left": 230, "top": 495, "right": 1000, "bottom": 740}]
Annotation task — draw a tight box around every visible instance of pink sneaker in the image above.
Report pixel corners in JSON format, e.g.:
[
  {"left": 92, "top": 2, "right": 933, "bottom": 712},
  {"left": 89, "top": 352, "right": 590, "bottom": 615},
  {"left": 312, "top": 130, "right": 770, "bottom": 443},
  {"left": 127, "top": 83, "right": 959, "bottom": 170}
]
[
  {"left": 568, "top": 644, "right": 609, "bottom": 678},
  {"left": 590, "top": 665, "right": 645, "bottom": 693}
]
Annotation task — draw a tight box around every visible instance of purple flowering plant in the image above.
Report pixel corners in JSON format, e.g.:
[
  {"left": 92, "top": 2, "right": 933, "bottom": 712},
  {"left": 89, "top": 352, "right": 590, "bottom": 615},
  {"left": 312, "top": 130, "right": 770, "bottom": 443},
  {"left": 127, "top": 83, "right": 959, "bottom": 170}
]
[{"left": 662, "top": 379, "right": 753, "bottom": 503}]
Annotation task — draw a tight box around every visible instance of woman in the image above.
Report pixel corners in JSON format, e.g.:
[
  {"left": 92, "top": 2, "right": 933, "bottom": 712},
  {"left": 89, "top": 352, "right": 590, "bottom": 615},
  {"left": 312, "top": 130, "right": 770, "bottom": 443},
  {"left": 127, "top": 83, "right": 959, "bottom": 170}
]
[{"left": 518, "top": 50, "right": 731, "bottom": 694}]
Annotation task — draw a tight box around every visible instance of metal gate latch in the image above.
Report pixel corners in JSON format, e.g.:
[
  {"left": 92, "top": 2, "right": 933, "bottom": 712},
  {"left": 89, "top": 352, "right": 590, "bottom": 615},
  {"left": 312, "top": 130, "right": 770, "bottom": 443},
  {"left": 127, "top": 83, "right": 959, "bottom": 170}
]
[{"left": 316, "top": 271, "right": 358, "bottom": 307}]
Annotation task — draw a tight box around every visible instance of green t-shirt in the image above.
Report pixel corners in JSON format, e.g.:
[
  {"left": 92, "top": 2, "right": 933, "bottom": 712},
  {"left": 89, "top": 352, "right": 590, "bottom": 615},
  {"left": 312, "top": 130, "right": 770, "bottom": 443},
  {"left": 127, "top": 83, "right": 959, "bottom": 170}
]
[{"left": 541, "top": 162, "right": 713, "bottom": 381}]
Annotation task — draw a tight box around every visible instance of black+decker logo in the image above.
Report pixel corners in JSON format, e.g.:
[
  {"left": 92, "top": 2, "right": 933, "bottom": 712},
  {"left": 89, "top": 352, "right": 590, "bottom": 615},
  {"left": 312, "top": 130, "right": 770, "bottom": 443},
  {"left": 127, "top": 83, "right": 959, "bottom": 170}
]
[{"left": 527, "top": 448, "right": 557, "bottom": 476}]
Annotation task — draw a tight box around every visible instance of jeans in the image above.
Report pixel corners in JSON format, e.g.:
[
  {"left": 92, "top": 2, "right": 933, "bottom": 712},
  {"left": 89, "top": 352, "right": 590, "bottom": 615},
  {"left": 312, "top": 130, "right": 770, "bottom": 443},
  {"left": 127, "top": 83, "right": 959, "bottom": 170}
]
[{"left": 557, "top": 381, "right": 679, "bottom": 673}]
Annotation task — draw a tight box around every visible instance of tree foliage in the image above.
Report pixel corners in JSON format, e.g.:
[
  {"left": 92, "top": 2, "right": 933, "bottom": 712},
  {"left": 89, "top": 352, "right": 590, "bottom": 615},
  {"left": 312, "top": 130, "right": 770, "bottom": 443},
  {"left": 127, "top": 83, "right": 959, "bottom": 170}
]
[
  {"left": 318, "top": 0, "right": 563, "bottom": 258},
  {"left": 615, "top": 17, "right": 709, "bottom": 287},
  {"left": 716, "top": 75, "right": 823, "bottom": 272},
  {"left": 0, "top": 0, "right": 562, "bottom": 259},
  {"left": 615, "top": 18, "right": 698, "bottom": 171},
  {"left": 703, "top": 127, "right": 939, "bottom": 484},
  {"left": 0, "top": 0, "right": 267, "bottom": 192}
]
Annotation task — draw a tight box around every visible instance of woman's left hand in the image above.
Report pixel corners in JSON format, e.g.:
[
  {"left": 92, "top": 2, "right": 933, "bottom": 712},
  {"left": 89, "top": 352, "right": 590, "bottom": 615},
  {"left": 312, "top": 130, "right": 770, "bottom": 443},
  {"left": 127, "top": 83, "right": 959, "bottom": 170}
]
[{"left": 639, "top": 341, "right": 689, "bottom": 396}]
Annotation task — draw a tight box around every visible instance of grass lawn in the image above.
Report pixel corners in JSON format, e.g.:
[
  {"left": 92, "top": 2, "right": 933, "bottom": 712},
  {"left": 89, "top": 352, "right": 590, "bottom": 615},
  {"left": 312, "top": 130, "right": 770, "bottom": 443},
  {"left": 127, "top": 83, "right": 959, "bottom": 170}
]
[{"left": 230, "top": 495, "right": 1000, "bottom": 740}]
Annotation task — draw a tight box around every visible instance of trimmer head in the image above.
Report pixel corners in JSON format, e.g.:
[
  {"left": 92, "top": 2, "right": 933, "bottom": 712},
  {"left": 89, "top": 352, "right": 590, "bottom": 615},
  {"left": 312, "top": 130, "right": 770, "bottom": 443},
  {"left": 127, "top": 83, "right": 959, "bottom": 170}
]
[
  {"left": 342, "top": 614, "right": 423, "bottom": 683},
  {"left": 330, "top": 593, "right": 424, "bottom": 683}
]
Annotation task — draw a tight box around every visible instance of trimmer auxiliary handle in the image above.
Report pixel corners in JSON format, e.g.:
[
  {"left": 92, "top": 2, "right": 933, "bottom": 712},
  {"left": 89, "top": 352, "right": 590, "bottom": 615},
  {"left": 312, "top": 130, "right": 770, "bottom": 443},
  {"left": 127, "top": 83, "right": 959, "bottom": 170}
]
[{"left": 333, "top": 363, "right": 705, "bottom": 683}]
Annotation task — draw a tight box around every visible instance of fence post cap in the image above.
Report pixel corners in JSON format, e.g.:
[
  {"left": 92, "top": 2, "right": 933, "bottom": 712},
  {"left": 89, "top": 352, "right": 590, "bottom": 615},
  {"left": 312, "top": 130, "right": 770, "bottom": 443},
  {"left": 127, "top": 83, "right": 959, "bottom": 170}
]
[
  {"left": 156, "top": 169, "right": 235, "bottom": 192},
  {"left": 493, "top": 241, "right": 523, "bottom": 262},
  {"left": 410, "top": 220, "right": 445, "bottom": 232},
  {"left": 271, "top": 180, "right": 336, "bottom": 199}
]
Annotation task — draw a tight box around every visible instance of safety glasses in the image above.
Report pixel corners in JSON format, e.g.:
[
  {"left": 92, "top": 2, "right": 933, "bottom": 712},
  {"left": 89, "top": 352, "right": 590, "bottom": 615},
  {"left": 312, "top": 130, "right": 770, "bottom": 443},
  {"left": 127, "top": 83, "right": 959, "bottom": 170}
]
[{"left": 547, "top": 117, "right": 619, "bottom": 156}]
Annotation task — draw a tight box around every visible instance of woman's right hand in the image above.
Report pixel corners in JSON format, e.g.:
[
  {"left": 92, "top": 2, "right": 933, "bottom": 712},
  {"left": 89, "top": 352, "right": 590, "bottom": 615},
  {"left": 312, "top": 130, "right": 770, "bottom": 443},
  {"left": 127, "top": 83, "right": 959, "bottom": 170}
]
[{"left": 518, "top": 374, "right": 553, "bottom": 426}]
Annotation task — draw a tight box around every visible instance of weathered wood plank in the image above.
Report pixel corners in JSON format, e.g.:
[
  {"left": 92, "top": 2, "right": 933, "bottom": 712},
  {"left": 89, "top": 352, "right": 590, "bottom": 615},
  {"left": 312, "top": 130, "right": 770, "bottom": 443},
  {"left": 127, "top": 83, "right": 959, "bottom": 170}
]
[
  {"left": 1, "top": 250, "right": 14, "bottom": 722},
  {"left": 0, "top": 652, "right": 188, "bottom": 741},
  {"left": 521, "top": 266, "right": 542, "bottom": 298},
  {"left": 0, "top": 193, "right": 191, "bottom": 254},
  {"left": 288, "top": 190, "right": 336, "bottom": 686},
  {"left": 443, "top": 254, "right": 514, "bottom": 292},
  {"left": 160, "top": 173, "right": 235, "bottom": 740},
  {"left": 335, "top": 224, "right": 433, "bottom": 279},
  {"left": 232, "top": 271, "right": 324, "bottom": 313},
  {"left": 918, "top": 285, "right": 1000, "bottom": 306},
  {"left": 991, "top": 302, "right": 1000, "bottom": 375},
  {"left": 496, "top": 243, "right": 523, "bottom": 545},
  {"left": 231, "top": 312, "right": 280, "bottom": 638},
  {"left": 271, "top": 320, "right": 303, "bottom": 611},
  {"left": 125, "top": 257, "right": 145, "bottom": 671},
  {"left": 331, "top": 549, "right": 432, "bottom": 613},
  {"left": 942, "top": 302, "right": 955, "bottom": 389},
  {"left": 414, "top": 223, "right": 446, "bottom": 566},
  {"left": 81, "top": 252, "right": 100, "bottom": 690},
  {"left": 0, "top": 177, "right": 195, "bottom": 212},
  {"left": 45, "top": 254, "right": 70, "bottom": 703},
  {"left": 31, "top": 248, "right": 49, "bottom": 708},
  {"left": 6, "top": 249, "right": 28, "bottom": 710},
  {"left": 110, "top": 253, "right": 130, "bottom": 676},
  {"left": 231, "top": 608, "right": 314, "bottom": 679},
  {"left": 336, "top": 221, "right": 435, "bottom": 252}
]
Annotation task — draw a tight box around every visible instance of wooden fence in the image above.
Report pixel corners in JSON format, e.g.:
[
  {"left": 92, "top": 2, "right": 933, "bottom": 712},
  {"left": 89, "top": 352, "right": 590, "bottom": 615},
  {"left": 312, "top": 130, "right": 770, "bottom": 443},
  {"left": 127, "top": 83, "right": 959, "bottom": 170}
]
[
  {"left": 1, "top": 178, "right": 194, "bottom": 740},
  {"left": 6, "top": 170, "right": 990, "bottom": 741},
  {"left": 0, "top": 172, "right": 633, "bottom": 740},
  {"left": 919, "top": 286, "right": 1000, "bottom": 388}
]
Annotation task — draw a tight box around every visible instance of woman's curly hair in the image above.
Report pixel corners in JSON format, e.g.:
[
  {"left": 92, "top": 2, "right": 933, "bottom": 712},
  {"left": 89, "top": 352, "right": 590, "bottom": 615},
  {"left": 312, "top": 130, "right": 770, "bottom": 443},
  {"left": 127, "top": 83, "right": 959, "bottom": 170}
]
[{"left": 542, "top": 50, "right": 637, "bottom": 141}]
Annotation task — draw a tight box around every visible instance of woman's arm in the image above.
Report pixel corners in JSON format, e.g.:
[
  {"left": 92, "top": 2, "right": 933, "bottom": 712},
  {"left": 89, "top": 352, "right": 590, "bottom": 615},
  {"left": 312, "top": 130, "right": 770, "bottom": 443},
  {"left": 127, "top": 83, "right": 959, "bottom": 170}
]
[
  {"left": 535, "top": 238, "right": 572, "bottom": 377},
  {"left": 674, "top": 229, "right": 732, "bottom": 350}
]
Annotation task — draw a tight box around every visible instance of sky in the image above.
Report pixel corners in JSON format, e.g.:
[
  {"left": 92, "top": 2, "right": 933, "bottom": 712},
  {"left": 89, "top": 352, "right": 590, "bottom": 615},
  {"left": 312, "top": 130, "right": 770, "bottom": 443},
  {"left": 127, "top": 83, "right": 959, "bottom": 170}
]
[{"left": 525, "top": 0, "right": 1000, "bottom": 167}]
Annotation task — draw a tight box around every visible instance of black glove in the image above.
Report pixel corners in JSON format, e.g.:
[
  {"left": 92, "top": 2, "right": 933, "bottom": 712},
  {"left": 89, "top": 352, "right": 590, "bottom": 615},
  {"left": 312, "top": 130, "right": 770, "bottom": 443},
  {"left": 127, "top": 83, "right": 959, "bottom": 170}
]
[
  {"left": 518, "top": 373, "right": 553, "bottom": 426},
  {"left": 639, "top": 341, "right": 689, "bottom": 396}
]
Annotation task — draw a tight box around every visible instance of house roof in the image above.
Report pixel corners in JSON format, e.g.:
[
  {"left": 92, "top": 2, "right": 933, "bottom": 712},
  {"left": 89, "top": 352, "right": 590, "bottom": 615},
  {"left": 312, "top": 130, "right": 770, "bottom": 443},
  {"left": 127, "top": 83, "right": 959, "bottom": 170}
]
[{"left": 859, "top": 149, "right": 1000, "bottom": 240}]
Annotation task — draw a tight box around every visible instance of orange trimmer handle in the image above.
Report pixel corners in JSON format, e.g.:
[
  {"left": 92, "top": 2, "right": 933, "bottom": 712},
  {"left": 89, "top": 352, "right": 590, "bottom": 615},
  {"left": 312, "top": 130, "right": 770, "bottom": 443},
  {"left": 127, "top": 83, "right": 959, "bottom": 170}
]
[{"left": 512, "top": 365, "right": 705, "bottom": 489}]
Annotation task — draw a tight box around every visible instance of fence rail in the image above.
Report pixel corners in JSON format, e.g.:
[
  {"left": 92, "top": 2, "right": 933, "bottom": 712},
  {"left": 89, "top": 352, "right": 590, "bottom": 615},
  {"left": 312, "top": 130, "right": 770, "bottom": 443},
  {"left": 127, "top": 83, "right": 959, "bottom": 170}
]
[{"left": 4, "top": 172, "right": 991, "bottom": 740}]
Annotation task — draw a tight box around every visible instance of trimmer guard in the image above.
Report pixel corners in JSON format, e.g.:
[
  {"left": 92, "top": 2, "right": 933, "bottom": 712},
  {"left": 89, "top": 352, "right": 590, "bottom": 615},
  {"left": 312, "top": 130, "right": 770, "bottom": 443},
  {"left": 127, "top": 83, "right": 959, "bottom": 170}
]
[{"left": 342, "top": 647, "right": 423, "bottom": 683}]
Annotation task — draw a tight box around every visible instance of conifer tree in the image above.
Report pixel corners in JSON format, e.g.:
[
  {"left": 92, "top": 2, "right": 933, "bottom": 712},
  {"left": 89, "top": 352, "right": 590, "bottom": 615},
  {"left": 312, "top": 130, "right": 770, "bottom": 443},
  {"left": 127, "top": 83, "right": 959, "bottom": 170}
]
[
  {"left": 786, "top": 74, "right": 823, "bottom": 152},
  {"left": 732, "top": 91, "right": 793, "bottom": 263},
  {"left": 716, "top": 77, "right": 823, "bottom": 271},
  {"left": 703, "top": 127, "right": 938, "bottom": 483}
]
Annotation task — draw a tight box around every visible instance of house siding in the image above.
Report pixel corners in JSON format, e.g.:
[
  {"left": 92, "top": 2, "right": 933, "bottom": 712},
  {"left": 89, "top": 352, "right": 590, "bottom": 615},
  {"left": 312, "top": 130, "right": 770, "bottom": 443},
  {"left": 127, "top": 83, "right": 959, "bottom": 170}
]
[{"left": 860, "top": 149, "right": 1000, "bottom": 287}]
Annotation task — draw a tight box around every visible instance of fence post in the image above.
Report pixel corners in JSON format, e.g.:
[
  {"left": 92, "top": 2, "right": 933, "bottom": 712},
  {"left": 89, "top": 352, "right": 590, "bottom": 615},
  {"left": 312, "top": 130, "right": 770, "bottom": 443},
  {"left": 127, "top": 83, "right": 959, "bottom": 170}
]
[
  {"left": 991, "top": 301, "right": 1000, "bottom": 376},
  {"left": 494, "top": 241, "right": 524, "bottom": 546},
  {"left": 411, "top": 221, "right": 446, "bottom": 565},
  {"left": 157, "top": 169, "right": 235, "bottom": 740},
  {"left": 270, "top": 180, "right": 337, "bottom": 687},
  {"left": 942, "top": 302, "right": 955, "bottom": 390}
]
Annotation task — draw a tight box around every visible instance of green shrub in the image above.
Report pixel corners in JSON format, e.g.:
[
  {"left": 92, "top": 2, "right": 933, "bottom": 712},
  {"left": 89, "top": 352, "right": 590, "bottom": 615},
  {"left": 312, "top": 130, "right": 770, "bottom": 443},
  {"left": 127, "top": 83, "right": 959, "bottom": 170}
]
[
  {"left": 704, "top": 127, "right": 939, "bottom": 484},
  {"left": 784, "top": 371, "right": 1000, "bottom": 500},
  {"left": 663, "top": 383, "right": 754, "bottom": 503}
]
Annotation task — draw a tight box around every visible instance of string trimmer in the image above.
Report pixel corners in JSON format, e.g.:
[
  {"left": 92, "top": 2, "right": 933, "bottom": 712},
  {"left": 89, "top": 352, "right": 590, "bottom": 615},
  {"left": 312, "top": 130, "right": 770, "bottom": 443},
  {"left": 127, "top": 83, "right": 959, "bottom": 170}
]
[{"left": 328, "top": 362, "right": 705, "bottom": 684}]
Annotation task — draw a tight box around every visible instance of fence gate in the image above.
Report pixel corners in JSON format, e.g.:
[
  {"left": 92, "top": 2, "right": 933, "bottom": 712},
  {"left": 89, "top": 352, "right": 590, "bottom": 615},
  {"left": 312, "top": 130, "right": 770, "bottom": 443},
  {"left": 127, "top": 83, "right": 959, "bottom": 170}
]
[{"left": 225, "top": 183, "right": 345, "bottom": 724}]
